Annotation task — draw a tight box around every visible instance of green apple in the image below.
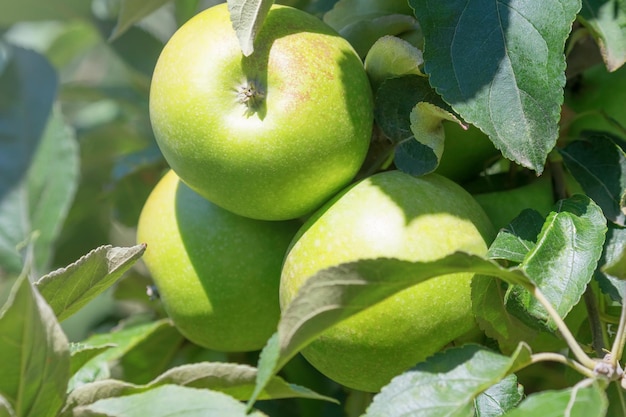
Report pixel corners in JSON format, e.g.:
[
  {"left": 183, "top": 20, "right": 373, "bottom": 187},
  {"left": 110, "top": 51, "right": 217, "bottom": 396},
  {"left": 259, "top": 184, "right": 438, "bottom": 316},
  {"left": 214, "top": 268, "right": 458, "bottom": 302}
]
[
  {"left": 435, "top": 122, "right": 500, "bottom": 184},
  {"left": 136, "top": 170, "right": 299, "bottom": 352},
  {"left": 565, "top": 62, "right": 626, "bottom": 139},
  {"left": 472, "top": 175, "right": 556, "bottom": 231},
  {"left": 149, "top": 3, "right": 373, "bottom": 221},
  {"left": 280, "top": 170, "right": 495, "bottom": 392}
]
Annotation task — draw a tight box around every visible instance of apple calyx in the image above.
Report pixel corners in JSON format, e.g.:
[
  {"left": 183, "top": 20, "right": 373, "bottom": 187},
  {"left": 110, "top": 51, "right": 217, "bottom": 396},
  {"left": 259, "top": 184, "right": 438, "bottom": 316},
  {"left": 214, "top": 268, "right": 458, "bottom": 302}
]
[{"left": 237, "top": 80, "right": 265, "bottom": 111}]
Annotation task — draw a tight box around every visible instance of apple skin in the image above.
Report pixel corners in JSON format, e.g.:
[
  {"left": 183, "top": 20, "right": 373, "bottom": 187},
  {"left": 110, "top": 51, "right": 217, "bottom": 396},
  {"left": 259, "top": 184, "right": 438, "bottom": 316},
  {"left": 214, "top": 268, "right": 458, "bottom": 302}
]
[
  {"left": 149, "top": 3, "right": 373, "bottom": 221},
  {"left": 472, "top": 175, "right": 555, "bottom": 231},
  {"left": 280, "top": 170, "right": 495, "bottom": 392},
  {"left": 435, "top": 122, "right": 500, "bottom": 184},
  {"left": 565, "top": 63, "right": 626, "bottom": 139},
  {"left": 137, "top": 170, "right": 299, "bottom": 352}
]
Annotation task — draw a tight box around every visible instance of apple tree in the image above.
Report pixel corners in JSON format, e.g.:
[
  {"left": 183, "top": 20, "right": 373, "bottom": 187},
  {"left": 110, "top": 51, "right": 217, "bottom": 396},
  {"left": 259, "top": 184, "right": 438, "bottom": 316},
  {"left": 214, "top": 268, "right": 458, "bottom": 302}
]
[{"left": 1, "top": 0, "right": 626, "bottom": 416}]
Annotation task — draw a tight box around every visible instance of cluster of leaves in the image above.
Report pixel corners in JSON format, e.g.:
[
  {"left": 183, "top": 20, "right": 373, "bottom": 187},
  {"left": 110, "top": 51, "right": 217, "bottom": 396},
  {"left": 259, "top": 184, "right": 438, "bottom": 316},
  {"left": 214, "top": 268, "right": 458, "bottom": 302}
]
[{"left": 2, "top": 0, "right": 626, "bottom": 416}]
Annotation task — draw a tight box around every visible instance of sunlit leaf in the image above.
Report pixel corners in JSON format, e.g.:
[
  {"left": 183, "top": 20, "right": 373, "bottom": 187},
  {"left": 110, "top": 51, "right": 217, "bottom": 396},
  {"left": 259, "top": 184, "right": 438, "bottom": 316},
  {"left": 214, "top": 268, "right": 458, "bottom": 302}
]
[
  {"left": 508, "top": 195, "right": 607, "bottom": 331},
  {"left": 70, "top": 343, "right": 116, "bottom": 377},
  {"left": 62, "top": 361, "right": 336, "bottom": 416},
  {"left": 488, "top": 209, "right": 546, "bottom": 263},
  {"left": 578, "top": 0, "right": 626, "bottom": 71},
  {"left": 67, "top": 319, "right": 181, "bottom": 392},
  {"left": 0, "top": 276, "right": 70, "bottom": 417},
  {"left": 35, "top": 244, "right": 146, "bottom": 321},
  {"left": 474, "top": 374, "right": 524, "bottom": 417},
  {"left": 364, "top": 35, "right": 424, "bottom": 92},
  {"left": 249, "top": 254, "right": 532, "bottom": 407},
  {"left": 73, "top": 385, "right": 268, "bottom": 417},
  {"left": 500, "top": 380, "right": 607, "bottom": 417},
  {"left": 227, "top": 0, "right": 275, "bottom": 56},
  {"left": 363, "top": 344, "right": 531, "bottom": 417},
  {"left": 596, "top": 223, "right": 626, "bottom": 301}
]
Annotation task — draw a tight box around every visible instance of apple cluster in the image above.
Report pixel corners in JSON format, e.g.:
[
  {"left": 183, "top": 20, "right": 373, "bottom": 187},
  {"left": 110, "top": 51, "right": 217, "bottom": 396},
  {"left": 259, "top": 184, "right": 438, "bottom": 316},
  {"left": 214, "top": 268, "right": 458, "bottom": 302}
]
[{"left": 139, "top": 2, "right": 496, "bottom": 393}]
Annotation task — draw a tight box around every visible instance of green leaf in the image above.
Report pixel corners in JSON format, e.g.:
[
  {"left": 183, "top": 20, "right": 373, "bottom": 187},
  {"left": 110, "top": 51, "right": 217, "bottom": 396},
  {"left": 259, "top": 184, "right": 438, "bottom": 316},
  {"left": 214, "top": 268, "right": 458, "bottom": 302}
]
[
  {"left": 73, "top": 385, "right": 268, "bottom": 417},
  {"left": 500, "top": 380, "right": 607, "bottom": 417},
  {"left": 363, "top": 343, "right": 532, "bottom": 417},
  {"left": 596, "top": 223, "right": 626, "bottom": 301},
  {"left": 323, "top": 0, "right": 417, "bottom": 57},
  {"left": 110, "top": 0, "right": 172, "bottom": 40},
  {"left": 411, "top": 0, "right": 581, "bottom": 173},
  {"left": 67, "top": 319, "right": 182, "bottom": 392},
  {"left": 578, "top": 0, "right": 626, "bottom": 72},
  {"left": 35, "top": 244, "right": 146, "bottom": 322},
  {"left": 337, "top": 14, "right": 419, "bottom": 58},
  {"left": 487, "top": 209, "right": 546, "bottom": 263},
  {"left": 0, "top": 395, "right": 15, "bottom": 417},
  {"left": 323, "top": 0, "right": 413, "bottom": 32},
  {"left": 508, "top": 195, "right": 607, "bottom": 331},
  {"left": 364, "top": 35, "right": 424, "bottom": 92},
  {"left": 408, "top": 101, "right": 462, "bottom": 172},
  {"left": 46, "top": 21, "right": 101, "bottom": 70},
  {"left": 374, "top": 75, "right": 455, "bottom": 175},
  {"left": 248, "top": 254, "right": 532, "bottom": 407},
  {"left": 0, "top": 0, "right": 92, "bottom": 25},
  {"left": 227, "top": 0, "right": 275, "bottom": 56},
  {"left": 70, "top": 343, "right": 116, "bottom": 377},
  {"left": 0, "top": 44, "right": 59, "bottom": 275},
  {"left": 62, "top": 362, "right": 336, "bottom": 416},
  {"left": 474, "top": 374, "right": 524, "bottom": 417},
  {"left": 471, "top": 276, "right": 539, "bottom": 354},
  {"left": 0, "top": 275, "right": 70, "bottom": 417},
  {"left": 560, "top": 134, "right": 626, "bottom": 226}
]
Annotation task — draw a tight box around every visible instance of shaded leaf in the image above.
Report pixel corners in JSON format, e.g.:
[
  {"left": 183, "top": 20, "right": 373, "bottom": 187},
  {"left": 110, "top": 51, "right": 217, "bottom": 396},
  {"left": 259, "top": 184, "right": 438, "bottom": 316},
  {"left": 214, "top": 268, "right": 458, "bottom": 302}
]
[
  {"left": 578, "top": 0, "right": 626, "bottom": 71},
  {"left": 474, "top": 374, "right": 524, "bottom": 417},
  {"left": 560, "top": 134, "right": 626, "bottom": 226},
  {"left": 35, "top": 244, "right": 146, "bottom": 321},
  {"left": 74, "top": 385, "right": 268, "bottom": 417},
  {"left": 472, "top": 275, "right": 539, "bottom": 354},
  {"left": 364, "top": 344, "right": 532, "bottom": 417},
  {"left": 500, "top": 380, "right": 607, "bottom": 417},
  {"left": 0, "top": 44, "right": 58, "bottom": 275},
  {"left": 227, "top": 0, "right": 275, "bottom": 56},
  {"left": 0, "top": 275, "right": 70, "bottom": 417},
  {"left": 323, "top": 0, "right": 413, "bottom": 32},
  {"left": 411, "top": 0, "right": 581, "bottom": 173},
  {"left": 508, "top": 195, "right": 607, "bottom": 331},
  {"left": 248, "top": 254, "right": 532, "bottom": 407},
  {"left": 337, "top": 14, "right": 418, "bottom": 58},
  {"left": 375, "top": 75, "right": 456, "bottom": 175}
]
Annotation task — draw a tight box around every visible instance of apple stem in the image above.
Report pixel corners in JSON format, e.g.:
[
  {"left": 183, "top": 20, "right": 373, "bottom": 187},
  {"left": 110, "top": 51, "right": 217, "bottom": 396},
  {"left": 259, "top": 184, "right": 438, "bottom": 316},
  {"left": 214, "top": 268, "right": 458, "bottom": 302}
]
[
  {"left": 237, "top": 81, "right": 265, "bottom": 110},
  {"left": 529, "top": 285, "right": 598, "bottom": 370},
  {"left": 584, "top": 285, "right": 608, "bottom": 357},
  {"left": 530, "top": 352, "right": 595, "bottom": 378},
  {"left": 609, "top": 295, "right": 626, "bottom": 370}
]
